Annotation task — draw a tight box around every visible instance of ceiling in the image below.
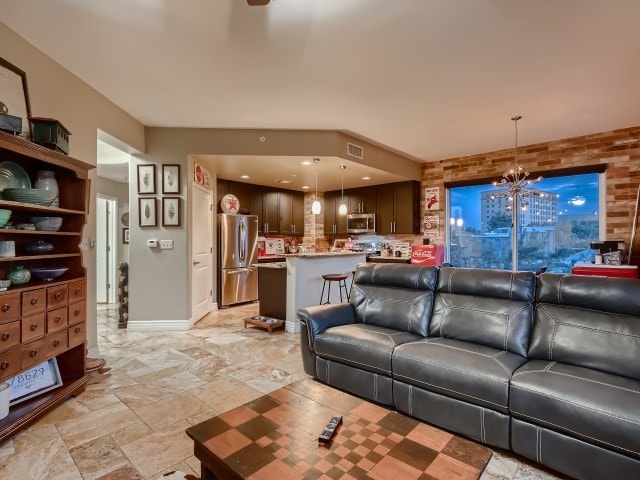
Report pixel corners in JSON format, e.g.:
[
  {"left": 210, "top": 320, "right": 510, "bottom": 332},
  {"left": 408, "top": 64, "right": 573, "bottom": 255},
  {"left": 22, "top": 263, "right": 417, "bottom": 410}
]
[{"left": 4, "top": 0, "right": 640, "bottom": 179}]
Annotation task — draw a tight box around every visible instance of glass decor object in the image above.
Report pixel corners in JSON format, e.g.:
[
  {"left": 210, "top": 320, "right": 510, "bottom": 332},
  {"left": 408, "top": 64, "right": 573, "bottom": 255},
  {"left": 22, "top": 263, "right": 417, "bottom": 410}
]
[
  {"left": 8, "top": 265, "right": 30, "bottom": 285},
  {"left": 34, "top": 170, "right": 59, "bottom": 207}
]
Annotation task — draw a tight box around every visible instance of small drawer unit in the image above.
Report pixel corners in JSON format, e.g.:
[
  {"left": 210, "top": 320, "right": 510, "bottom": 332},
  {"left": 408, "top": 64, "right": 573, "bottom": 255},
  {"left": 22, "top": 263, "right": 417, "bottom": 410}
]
[
  {"left": 0, "top": 294, "right": 21, "bottom": 324},
  {"left": 22, "top": 289, "right": 46, "bottom": 317},
  {"left": 68, "top": 322, "right": 85, "bottom": 349},
  {"left": 21, "top": 313, "right": 46, "bottom": 343},
  {"left": 0, "top": 348, "right": 21, "bottom": 382},
  {"left": 68, "top": 280, "right": 86, "bottom": 303},
  {"left": 47, "top": 285, "right": 68, "bottom": 309},
  {"left": 47, "top": 330, "right": 68, "bottom": 357},
  {"left": 68, "top": 301, "right": 85, "bottom": 326},
  {"left": 0, "top": 321, "right": 20, "bottom": 353},
  {"left": 21, "top": 337, "right": 48, "bottom": 369},
  {"left": 47, "top": 307, "right": 68, "bottom": 334}
]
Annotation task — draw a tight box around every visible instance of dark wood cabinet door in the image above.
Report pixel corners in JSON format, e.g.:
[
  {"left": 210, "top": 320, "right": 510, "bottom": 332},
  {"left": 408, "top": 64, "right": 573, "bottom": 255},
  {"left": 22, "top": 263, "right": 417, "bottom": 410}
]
[
  {"left": 323, "top": 191, "right": 338, "bottom": 236},
  {"left": 278, "top": 191, "right": 293, "bottom": 234},
  {"left": 361, "top": 186, "right": 377, "bottom": 214},
  {"left": 216, "top": 179, "right": 228, "bottom": 213},
  {"left": 264, "top": 190, "right": 280, "bottom": 234},
  {"left": 249, "top": 185, "right": 266, "bottom": 235},
  {"left": 394, "top": 181, "right": 420, "bottom": 234},
  {"left": 376, "top": 183, "right": 395, "bottom": 234},
  {"left": 291, "top": 192, "right": 305, "bottom": 236},
  {"left": 227, "top": 181, "right": 251, "bottom": 214}
]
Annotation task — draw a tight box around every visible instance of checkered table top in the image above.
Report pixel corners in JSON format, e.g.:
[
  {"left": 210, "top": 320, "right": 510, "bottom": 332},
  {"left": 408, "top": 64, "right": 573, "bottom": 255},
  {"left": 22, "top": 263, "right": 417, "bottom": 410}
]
[{"left": 187, "top": 379, "right": 492, "bottom": 480}]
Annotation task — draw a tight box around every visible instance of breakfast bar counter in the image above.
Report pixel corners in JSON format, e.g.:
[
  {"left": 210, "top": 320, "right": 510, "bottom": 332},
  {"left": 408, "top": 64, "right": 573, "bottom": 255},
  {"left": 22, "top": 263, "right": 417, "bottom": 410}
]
[{"left": 284, "top": 252, "right": 366, "bottom": 332}]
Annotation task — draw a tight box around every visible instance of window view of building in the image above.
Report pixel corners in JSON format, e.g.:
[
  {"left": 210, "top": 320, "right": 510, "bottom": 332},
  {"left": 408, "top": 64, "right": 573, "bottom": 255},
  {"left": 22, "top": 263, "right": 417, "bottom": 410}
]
[{"left": 448, "top": 173, "right": 600, "bottom": 273}]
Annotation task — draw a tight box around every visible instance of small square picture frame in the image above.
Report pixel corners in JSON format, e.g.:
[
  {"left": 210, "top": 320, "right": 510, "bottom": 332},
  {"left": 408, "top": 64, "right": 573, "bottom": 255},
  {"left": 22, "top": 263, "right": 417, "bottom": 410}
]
[
  {"left": 137, "top": 164, "right": 156, "bottom": 194},
  {"left": 162, "top": 197, "right": 181, "bottom": 227},
  {"left": 122, "top": 227, "right": 129, "bottom": 244},
  {"left": 162, "top": 164, "right": 181, "bottom": 194},
  {"left": 139, "top": 197, "right": 157, "bottom": 227}
]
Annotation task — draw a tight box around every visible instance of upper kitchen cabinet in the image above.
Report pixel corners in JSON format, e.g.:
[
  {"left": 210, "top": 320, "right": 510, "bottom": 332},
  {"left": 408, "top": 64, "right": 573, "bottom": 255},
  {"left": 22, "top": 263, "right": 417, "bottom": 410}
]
[
  {"left": 376, "top": 181, "right": 420, "bottom": 234},
  {"left": 278, "top": 191, "right": 304, "bottom": 236},
  {"left": 224, "top": 180, "right": 251, "bottom": 214},
  {"left": 348, "top": 186, "right": 377, "bottom": 214},
  {"left": 323, "top": 191, "right": 348, "bottom": 236}
]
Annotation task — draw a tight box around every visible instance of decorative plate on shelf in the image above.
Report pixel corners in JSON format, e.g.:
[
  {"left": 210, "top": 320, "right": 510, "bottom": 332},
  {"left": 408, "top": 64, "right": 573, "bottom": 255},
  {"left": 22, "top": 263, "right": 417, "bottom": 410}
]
[
  {"left": 121, "top": 212, "right": 129, "bottom": 227},
  {"left": 220, "top": 194, "right": 240, "bottom": 214},
  {"left": 0, "top": 161, "right": 31, "bottom": 195}
]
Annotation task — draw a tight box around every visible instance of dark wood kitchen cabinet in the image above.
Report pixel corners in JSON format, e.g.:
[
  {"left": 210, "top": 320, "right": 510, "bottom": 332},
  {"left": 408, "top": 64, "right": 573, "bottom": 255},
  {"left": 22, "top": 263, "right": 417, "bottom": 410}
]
[
  {"left": 377, "top": 181, "right": 420, "bottom": 234},
  {"left": 323, "top": 191, "right": 348, "bottom": 237},
  {"left": 216, "top": 179, "right": 250, "bottom": 214},
  {"left": 348, "top": 186, "right": 377, "bottom": 214},
  {"left": 278, "top": 191, "right": 304, "bottom": 235},
  {"left": 249, "top": 185, "right": 303, "bottom": 236}
]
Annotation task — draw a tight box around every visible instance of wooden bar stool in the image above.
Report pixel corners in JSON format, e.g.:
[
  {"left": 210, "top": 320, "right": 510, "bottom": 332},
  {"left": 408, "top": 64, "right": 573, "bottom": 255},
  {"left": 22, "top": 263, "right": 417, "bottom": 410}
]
[{"left": 319, "top": 273, "right": 350, "bottom": 304}]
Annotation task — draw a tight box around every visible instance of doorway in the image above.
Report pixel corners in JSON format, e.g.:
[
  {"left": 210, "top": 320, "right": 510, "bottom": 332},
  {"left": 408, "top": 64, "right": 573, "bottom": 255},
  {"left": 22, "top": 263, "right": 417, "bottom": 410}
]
[
  {"left": 192, "top": 183, "right": 213, "bottom": 322},
  {"left": 97, "top": 195, "right": 118, "bottom": 303}
]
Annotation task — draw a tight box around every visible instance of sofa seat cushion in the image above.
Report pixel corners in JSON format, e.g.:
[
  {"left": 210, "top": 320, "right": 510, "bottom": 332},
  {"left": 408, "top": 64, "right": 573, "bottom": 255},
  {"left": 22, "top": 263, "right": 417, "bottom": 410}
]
[
  {"left": 511, "top": 360, "right": 640, "bottom": 460},
  {"left": 393, "top": 338, "right": 527, "bottom": 413},
  {"left": 314, "top": 324, "right": 421, "bottom": 377}
]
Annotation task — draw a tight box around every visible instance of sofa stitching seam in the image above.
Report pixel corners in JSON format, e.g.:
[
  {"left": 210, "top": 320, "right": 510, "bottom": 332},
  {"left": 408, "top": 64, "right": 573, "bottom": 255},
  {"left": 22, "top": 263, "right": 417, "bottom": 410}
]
[
  {"left": 320, "top": 352, "right": 390, "bottom": 375},
  {"left": 394, "top": 356, "right": 508, "bottom": 384},
  {"left": 512, "top": 369, "right": 640, "bottom": 395}
]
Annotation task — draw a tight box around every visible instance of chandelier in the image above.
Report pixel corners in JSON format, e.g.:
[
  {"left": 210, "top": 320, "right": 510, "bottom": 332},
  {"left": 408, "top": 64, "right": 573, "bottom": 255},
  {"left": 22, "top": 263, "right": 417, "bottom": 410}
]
[
  {"left": 491, "top": 116, "right": 543, "bottom": 212},
  {"left": 311, "top": 158, "right": 321, "bottom": 215}
]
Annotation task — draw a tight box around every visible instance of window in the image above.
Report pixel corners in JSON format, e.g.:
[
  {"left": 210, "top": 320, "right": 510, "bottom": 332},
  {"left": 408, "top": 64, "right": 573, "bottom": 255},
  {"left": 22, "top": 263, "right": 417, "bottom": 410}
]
[{"left": 447, "top": 173, "right": 601, "bottom": 273}]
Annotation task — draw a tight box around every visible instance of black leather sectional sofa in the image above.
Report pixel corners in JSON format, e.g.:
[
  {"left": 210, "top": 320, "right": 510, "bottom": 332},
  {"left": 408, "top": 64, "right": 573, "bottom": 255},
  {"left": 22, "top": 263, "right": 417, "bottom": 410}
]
[{"left": 298, "top": 263, "right": 640, "bottom": 480}]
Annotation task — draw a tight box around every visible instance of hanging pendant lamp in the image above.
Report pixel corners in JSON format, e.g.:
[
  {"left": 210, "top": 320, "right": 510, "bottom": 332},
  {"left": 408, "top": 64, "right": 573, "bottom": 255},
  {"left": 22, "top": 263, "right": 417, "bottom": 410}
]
[
  {"left": 338, "top": 165, "right": 347, "bottom": 215},
  {"left": 311, "top": 158, "right": 322, "bottom": 215}
]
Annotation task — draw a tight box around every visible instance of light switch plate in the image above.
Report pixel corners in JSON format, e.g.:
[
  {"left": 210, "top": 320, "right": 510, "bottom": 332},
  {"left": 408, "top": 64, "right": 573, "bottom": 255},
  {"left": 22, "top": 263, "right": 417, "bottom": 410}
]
[{"left": 160, "top": 240, "right": 174, "bottom": 249}]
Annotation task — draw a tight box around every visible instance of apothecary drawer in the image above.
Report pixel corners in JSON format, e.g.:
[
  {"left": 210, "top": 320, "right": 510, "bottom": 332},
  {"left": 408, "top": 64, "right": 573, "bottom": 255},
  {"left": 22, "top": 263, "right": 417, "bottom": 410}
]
[
  {"left": 22, "top": 289, "right": 46, "bottom": 317},
  {"left": 0, "top": 293, "right": 21, "bottom": 324},
  {"left": 0, "top": 348, "right": 21, "bottom": 381},
  {"left": 68, "top": 322, "right": 85, "bottom": 349},
  {"left": 47, "top": 285, "right": 68, "bottom": 308},
  {"left": 21, "top": 337, "right": 47, "bottom": 369},
  {"left": 0, "top": 321, "right": 20, "bottom": 353},
  {"left": 21, "top": 313, "right": 46, "bottom": 343},
  {"left": 68, "top": 301, "right": 85, "bottom": 326},
  {"left": 47, "top": 307, "right": 68, "bottom": 334},
  {"left": 46, "top": 330, "right": 68, "bottom": 357},
  {"left": 68, "top": 280, "right": 86, "bottom": 302}
]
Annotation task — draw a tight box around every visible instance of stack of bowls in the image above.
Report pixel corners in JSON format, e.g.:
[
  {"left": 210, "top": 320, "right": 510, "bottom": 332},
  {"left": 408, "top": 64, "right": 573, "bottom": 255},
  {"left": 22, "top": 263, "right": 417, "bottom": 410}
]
[
  {"left": 30, "top": 216, "right": 63, "bottom": 231},
  {"left": 0, "top": 209, "right": 11, "bottom": 228},
  {"left": 3, "top": 188, "right": 56, "bottom": 206}
]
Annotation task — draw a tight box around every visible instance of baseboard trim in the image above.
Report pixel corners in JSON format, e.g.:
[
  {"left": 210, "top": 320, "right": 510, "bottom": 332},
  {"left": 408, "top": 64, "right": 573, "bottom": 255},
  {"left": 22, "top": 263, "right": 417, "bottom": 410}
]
[
  {"left": 285, "top": 321, "right": 300, "bottom": 334},
  {"left": 127, "top": 319, "right": 192, "bottom": 331},
  {"left": 87, "top": 346, "right": 101, "bottom": 357}
]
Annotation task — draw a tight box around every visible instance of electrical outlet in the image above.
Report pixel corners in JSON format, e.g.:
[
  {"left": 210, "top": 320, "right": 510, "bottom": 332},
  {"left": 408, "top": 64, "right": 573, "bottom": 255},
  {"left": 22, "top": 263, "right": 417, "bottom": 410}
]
[{"left": 160, "top": 240, "right": 174, "bottom": 250}]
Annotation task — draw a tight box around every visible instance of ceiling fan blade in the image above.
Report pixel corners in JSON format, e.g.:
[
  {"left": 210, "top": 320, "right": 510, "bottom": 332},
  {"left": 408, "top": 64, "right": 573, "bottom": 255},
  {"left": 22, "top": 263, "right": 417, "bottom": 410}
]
[{"left": 247, "top": 0, "right": 270, "bottom": 5}]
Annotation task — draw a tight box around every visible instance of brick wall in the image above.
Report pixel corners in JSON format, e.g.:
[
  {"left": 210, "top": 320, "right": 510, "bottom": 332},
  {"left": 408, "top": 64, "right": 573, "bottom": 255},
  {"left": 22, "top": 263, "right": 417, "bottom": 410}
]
[
  {"left": 422, "top": 125, "right": 640, "bottom": 266},
  {"left": 303, "top": 192, "right": 324, "bottom": 247}
]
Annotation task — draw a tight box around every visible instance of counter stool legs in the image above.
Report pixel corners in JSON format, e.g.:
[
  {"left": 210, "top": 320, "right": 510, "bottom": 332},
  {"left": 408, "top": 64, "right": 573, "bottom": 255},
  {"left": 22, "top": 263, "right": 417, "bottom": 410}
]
[{"left": 320, "top": 274, "right": 350, "bottom": 305}]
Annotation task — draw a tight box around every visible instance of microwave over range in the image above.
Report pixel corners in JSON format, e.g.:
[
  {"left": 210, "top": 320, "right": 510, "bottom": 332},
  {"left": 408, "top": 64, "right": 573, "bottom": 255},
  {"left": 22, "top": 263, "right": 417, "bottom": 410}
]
[{"left": 347, "top": 213, "right": 376, "bottom": 234}]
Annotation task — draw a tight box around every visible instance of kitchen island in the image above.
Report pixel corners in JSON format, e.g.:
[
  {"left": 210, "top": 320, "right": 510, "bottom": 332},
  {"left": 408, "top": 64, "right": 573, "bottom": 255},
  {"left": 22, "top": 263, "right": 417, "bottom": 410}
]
[{"left": 284, "top": 252, "right": 366, "bottom": 332}]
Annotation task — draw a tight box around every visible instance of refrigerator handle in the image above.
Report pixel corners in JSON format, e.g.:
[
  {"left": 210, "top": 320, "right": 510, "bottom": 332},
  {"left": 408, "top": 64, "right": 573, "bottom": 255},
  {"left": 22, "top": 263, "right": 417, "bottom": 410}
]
[{"left": 239, "top": 221, "right": 246, "bottom": 261}]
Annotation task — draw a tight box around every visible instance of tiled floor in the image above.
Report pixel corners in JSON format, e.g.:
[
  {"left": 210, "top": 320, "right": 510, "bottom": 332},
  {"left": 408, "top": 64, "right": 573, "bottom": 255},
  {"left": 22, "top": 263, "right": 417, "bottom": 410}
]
[{"left": 0, "top": 303, "right": 561, "bottom": 480}]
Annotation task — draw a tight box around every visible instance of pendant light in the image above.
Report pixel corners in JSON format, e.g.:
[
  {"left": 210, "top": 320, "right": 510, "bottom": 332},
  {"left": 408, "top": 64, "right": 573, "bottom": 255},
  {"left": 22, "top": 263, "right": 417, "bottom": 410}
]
[
  {"left": 311, "top": 158, "right": 322, "bottom": 215},
  {"left": 338, "top": 165, "right": 347, "bottom": 215}
]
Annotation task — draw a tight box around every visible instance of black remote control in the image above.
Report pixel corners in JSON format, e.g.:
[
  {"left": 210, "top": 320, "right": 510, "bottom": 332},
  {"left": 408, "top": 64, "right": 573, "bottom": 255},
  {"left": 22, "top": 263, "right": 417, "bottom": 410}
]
[{"left": 318, "top": 415, "right": 342, "bottom": 443}]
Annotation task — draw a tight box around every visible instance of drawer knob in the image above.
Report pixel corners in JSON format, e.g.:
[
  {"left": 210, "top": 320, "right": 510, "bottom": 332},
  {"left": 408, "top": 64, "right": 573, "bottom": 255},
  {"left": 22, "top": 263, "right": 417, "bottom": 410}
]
[
  {"left": 75, "top": 288, "right": 81, "bottom": 294},
  {"left": 1, "top": 333, "right": 9, "bottom": 341},
  {"left": 0, "top": 362, "right": 8, "bottom": 371},
  {"left": 74, "top": 327, "right": 81, "bottom": 333},
  {"left": 74, "top": 310, "right": 80, "bottom": 316},
  {"left": 55, "top": 316, "right": 61, "bottom": 323},
  {"left": 1, "top": 304, "right": 10, "bottom": 313},
  {"left": 55, "top": 292, "right": 63, "bottom": 300},
  {"left": 53, "top": 340, "right": 60, "bottom": 347},
  {"left": 29, "top": 350, "right": 37, "bottom": 358},
  {"left": 30, "top": 298, "right": 38, "bottom": 305},
  {"left": 30, "top": 323, "right": 38, "bottom": 331}
]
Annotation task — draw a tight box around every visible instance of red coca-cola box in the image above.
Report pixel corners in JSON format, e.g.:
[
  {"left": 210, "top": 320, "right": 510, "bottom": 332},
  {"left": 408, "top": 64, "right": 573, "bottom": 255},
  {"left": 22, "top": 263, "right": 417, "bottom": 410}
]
[{"left": 411, "top": 245, "right": 445, "bottom": 266}]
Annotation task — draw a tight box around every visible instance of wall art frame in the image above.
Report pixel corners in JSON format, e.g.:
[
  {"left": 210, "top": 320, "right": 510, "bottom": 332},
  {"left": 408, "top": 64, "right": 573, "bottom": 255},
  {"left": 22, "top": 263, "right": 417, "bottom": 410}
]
[
  {"left": 162, "top": 164, "right": 180, "bottom": 194},
  {"left": 162, "top": 196, "right": 181, "bottom": 227},
  {"left": 122, "top": 227, "right": 129, "bottom": 244},
  {"left": 0, "top": 56, "right": 32, "bottom": 139},
  {"left": 139, "top": 197, "right": 157, "bottom": 227},
  {"left": 137, "top": 164, "right": 156, "bottom": 194}
]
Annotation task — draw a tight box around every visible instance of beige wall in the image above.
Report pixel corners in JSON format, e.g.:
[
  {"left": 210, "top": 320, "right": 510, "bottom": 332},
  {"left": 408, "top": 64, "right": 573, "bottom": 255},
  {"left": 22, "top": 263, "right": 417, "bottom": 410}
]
[
  {"left": 1, "top": 23, "right": 145, "bottom": 352},
  {"left": 95, "top": 176, "right": 130, "bottom": 264}
]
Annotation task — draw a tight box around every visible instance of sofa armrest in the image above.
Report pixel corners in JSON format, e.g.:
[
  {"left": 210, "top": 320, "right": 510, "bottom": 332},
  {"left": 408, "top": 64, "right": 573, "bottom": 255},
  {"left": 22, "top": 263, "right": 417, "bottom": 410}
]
[{"left": 297, "top": 303, "right": 356, "bottom": 350}]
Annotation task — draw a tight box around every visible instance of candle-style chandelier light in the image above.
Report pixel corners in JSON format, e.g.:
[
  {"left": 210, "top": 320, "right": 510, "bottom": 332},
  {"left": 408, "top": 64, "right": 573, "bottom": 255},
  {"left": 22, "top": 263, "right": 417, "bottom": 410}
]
[{"left": 490, "top": 116, "right": 543, "bottom": 211}]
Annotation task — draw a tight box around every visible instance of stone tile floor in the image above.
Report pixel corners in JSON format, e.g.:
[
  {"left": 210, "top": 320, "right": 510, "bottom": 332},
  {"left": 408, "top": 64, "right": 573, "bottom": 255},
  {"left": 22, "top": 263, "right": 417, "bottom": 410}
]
[{"left": 0, "top": 303, "right": 561, "bottom": 479}]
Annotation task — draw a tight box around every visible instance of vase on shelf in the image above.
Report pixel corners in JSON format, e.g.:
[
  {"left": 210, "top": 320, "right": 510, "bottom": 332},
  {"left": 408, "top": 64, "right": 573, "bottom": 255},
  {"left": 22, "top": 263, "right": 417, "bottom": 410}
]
[
  {"left": 34, "top": 170, "right": 59, "bottom": 207},
  {"left": 8, "top": 265, "right": 30, "bottom": 285}
]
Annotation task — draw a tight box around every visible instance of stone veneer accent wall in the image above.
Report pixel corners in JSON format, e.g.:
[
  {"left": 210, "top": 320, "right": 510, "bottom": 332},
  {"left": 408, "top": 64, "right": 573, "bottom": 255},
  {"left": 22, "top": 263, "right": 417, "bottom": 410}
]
[
  {"left": 422, "top": 125, "right": 640, "bottom": 265},
  {"left": 303, "top": 192, "right": 324, "bottom": 247}
]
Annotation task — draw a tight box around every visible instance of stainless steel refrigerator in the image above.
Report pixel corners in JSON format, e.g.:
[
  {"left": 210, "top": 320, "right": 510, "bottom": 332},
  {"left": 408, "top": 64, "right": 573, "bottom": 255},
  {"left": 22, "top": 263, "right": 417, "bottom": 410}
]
[{"left": 217, "top": 213, "right": 259, "bottom": 307}]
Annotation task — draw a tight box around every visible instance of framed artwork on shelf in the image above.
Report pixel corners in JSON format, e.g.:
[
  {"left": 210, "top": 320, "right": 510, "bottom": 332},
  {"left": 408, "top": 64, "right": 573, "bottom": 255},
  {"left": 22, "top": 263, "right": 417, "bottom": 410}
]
[
  {"left": 122, "top": 227, "right": 129, "bottom": 244},
  {"left": 162, "top": 197, "right": 181, "bottom": 226},
  {"left": 0, "top": 57, "right": 32, "bottom": 139},
  {"left": 137, "top": 164, "right": 156, "bottom": 194},
  {"left": 8, "top": 358, "right": 62, "bottom": 406},
  {"left": 139, "top": 197, "right": 157, "bottom": 227},
  {"left": 162, "top": 164, "right": 180, "bottom": 194}
]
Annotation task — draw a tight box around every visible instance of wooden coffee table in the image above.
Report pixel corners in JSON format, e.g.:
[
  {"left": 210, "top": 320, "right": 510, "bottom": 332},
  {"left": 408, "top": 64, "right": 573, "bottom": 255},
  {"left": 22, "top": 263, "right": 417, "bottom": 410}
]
[{"left": 186, "top": 378, "right": 492, "bottom": 480}]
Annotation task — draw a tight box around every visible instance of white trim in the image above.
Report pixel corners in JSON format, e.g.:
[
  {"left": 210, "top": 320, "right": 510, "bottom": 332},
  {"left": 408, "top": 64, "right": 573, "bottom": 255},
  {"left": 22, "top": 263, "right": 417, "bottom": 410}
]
[
  {"left": 285, "top": 320, "right": 300, "bottom": 334},
  {"left": 127, "top": 319, "right": 192, "bottom": 331},
  {"left": 87, "top": 346, "right": 101, "bottom": 357}
]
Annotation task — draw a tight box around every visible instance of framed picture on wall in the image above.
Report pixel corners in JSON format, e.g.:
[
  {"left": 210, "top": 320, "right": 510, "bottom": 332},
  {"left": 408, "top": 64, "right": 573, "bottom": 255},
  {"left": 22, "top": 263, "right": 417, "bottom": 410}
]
[
  {"left": 0, "top": 57, "right": 32, "bottom": 138},
  {"left": 137, "top": 164, "right": 156, "bottom": 194},
  {"left": 139, "top": 197, "right": 157, "bottom": 227},
  {"left": 162, "top": 164, "right": 180, "bottom": 194},
  {"left": 162, "top": 197, "right": 181, "bottom": 226},
  {"left": 122, "top": 228, "right": 129, "bottom": 244}
]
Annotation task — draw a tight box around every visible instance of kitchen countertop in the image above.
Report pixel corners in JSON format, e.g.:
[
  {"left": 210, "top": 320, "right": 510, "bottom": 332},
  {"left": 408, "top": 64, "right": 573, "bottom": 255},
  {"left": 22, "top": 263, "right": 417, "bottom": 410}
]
[
  {"left": 283, "top": 252, "right": 366, "bottom": 258},
  {"left": 367, "top": 256, "right": 411, "bottom": 263},
  {"left": 256, "top": 262, "right": 286, "bottom": 268}
]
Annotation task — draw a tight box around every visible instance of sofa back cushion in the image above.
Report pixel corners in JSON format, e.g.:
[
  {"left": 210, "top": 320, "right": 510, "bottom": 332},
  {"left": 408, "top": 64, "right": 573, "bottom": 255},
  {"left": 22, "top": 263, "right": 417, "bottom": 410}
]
[
  {"left": 529, "top": 273, "right": 640, "bottom": 380},
  {"left": 429, "top": 267, "right": 536, "bottom": 356},
  {"left": 350, "top": 263, "right": 437, "bottom": 337}
]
